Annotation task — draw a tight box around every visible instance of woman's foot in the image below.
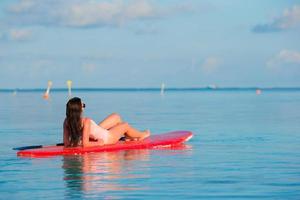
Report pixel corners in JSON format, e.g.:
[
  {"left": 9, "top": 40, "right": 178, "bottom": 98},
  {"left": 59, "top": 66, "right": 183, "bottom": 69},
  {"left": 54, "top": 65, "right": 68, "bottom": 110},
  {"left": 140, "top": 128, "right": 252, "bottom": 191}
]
[
  {"left": 138, "top": 129, "right": 151, "bottom": 141},
  {"left": 124, "top": 130, "right": 151, "bottom": 141}
]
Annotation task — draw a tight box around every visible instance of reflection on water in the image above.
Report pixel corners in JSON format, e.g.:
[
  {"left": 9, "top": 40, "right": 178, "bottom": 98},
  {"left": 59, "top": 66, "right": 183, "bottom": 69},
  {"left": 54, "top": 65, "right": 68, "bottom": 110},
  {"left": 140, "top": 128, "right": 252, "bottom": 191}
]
[
  {"left": 62, "top": 145, "right": 192, "bottom": 199},
  {"left": 62, "top": 149, "right": 150, "bottom": 198}
]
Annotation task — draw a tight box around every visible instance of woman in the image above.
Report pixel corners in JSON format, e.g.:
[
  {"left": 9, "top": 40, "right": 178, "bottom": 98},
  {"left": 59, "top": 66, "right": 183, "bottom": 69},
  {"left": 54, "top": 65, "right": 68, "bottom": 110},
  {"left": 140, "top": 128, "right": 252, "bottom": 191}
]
[{"left": 63, "top": 97, "right": 150, "bottom": 148}]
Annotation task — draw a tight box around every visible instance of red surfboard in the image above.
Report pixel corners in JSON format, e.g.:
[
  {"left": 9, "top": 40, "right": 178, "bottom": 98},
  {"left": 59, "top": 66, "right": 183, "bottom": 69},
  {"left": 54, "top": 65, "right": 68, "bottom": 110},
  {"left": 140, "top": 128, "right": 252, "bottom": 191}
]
[{"left": 17, "top": 131, "right": 193, "bottom": 157}]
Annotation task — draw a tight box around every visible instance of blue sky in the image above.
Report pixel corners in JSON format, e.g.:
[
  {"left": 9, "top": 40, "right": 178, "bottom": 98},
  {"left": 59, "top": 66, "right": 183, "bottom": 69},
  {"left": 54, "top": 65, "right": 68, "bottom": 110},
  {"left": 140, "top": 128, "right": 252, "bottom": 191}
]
[{"left": 0, "top": 0, "right": 300, "bottom": 88}]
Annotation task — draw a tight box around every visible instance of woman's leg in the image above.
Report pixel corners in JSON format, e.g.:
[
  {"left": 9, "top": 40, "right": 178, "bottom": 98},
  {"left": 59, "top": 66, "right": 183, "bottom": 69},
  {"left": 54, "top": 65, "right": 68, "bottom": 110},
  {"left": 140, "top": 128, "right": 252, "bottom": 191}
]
[
  {"left": 106, "top": 122, "right": 150, "bottom": 144},
  {"left": 98, "top": 113, "right": 122, "bottom": 130}
]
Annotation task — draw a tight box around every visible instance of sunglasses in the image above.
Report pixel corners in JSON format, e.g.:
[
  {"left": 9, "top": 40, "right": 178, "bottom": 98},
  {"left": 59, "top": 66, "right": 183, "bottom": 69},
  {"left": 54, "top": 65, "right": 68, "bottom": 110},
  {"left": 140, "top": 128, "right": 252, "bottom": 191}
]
[{"left": 82, "top": 103, "right": 86, "bottom": 108}]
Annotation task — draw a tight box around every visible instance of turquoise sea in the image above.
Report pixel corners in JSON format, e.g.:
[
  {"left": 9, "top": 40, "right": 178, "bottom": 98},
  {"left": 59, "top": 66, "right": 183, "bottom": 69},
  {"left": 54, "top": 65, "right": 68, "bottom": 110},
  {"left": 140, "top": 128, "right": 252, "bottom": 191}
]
[{"left": 0, "top": 89, "right": 300, "bottom": 199}]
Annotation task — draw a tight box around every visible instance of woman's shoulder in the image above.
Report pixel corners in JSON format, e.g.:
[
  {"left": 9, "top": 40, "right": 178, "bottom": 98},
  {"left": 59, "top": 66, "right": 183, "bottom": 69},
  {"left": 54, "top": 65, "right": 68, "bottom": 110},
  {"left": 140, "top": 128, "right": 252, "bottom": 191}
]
[
  {"left": 82, "top": 117, "right": 94, "bottom": 124},
  {"left": 82, "top": 118, "right": 97, "bottom": 129}
]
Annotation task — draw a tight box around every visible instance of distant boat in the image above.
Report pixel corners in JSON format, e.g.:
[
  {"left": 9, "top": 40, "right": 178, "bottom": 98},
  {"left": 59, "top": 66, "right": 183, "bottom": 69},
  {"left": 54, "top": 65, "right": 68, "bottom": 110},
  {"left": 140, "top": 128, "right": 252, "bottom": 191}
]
[{"left": 207, "top": 84, "right": 217, "bottom": 89}]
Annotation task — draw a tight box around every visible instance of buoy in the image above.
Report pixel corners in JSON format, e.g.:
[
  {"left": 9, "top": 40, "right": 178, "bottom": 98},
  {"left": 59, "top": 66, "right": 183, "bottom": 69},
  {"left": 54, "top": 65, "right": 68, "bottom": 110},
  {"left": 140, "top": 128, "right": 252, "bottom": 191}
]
[
  {"left": 43, "top": 81, "right": 52, "bottom": 99},
  {"left": 160, "top": 83, "right": 165, "bottom": 95},
  {"left": 256, "top": 89, "right": 262, "bottom": 95},
  {"left": 12, "top": 89, "right": 17, "bottom": 96},
  {"left": 67, "top": 80, "right": 72, "bottom": 97}
]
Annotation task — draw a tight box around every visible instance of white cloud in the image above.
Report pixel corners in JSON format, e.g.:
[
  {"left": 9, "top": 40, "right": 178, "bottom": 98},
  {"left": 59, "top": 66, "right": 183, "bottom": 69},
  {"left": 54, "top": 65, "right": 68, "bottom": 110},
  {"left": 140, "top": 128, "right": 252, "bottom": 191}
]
[
  {"left": 6, "top": 0, "right": 191, "bottom": 28},
  {"left": 253, "top": 5, "right": 300, "bottom": 33},
  {"left": 9, "top": 0, "right": 35, "bottom": 13},
  {"left": 0, "top": 29, "right": 32, "bottom": 41},
  {"left": 9, "top": 29, "right": 32, "bottom": 41},
  {"left": 267, "top": 49, "right": 300, "bottom": 67},
  {"left": 201, "top": 56, "right": 221, "bottom": 73}
]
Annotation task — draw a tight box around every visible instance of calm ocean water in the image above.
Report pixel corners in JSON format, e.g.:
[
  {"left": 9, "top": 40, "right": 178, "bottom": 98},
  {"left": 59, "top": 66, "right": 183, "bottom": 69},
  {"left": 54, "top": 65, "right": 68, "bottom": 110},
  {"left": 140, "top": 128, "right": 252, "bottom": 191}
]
[{"left": 0, "top": 90, "right": 300, "bottom": 199}]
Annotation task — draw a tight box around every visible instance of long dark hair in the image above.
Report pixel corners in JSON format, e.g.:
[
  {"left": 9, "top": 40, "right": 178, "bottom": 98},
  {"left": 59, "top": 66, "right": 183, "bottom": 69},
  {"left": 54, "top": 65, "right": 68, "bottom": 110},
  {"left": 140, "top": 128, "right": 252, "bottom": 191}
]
[{"left": 65, "top": 97, "right": 83, "bottom": 147}]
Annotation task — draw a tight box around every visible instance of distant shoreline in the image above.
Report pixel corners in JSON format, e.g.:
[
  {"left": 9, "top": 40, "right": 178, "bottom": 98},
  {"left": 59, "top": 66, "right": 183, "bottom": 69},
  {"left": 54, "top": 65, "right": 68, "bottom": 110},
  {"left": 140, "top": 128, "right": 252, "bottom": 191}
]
[{"left": 1, "top": 87, "right": 300, "bottom": 92}]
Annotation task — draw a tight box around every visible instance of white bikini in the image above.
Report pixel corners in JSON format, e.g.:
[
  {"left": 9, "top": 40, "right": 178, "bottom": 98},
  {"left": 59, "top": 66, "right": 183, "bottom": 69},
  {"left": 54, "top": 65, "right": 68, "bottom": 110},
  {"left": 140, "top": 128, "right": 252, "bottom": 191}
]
[{"left": 88, "top": 118, "right": 110, "bottom": 144}]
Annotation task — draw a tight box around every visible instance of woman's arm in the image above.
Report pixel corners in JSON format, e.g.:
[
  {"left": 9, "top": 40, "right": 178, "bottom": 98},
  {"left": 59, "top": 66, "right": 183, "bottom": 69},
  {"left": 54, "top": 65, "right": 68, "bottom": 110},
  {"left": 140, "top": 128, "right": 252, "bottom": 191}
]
[
  {"left": 82, "top": 118, "right": 104, "bottom": 147},
  {"left": 63, "top": 119, "right": 70, "bottom": 147}
]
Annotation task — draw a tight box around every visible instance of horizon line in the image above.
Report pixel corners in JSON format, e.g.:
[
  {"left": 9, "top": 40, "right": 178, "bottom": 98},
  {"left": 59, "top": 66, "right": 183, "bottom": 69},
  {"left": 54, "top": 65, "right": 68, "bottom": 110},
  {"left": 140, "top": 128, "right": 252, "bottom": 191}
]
[{"left": 1, "top": 86, "right": 300, "bottom": 92}]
